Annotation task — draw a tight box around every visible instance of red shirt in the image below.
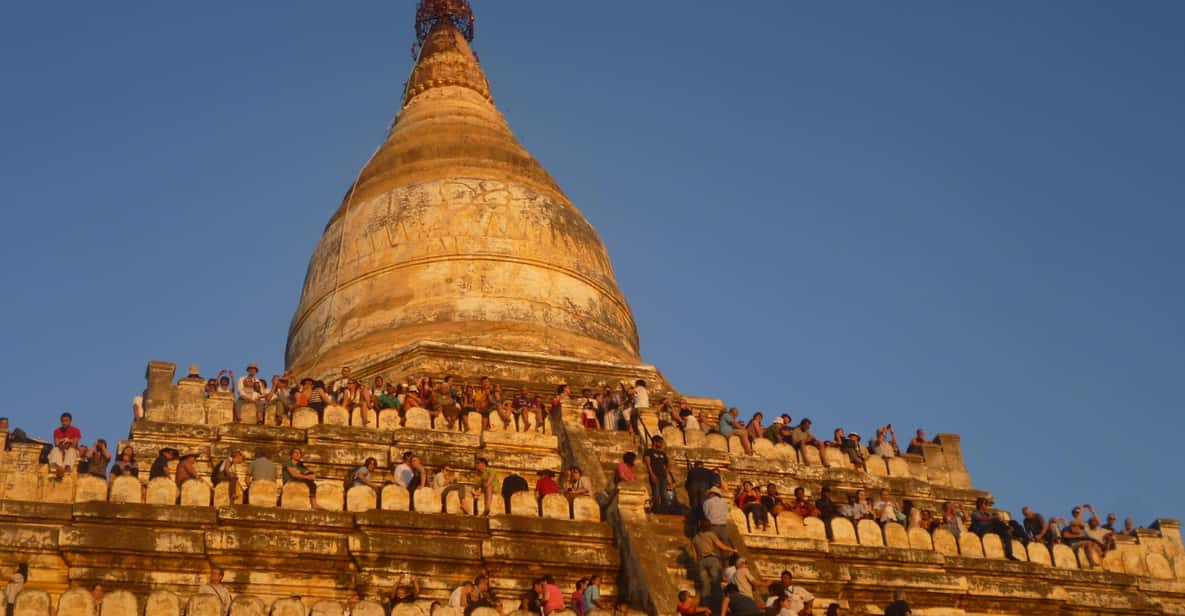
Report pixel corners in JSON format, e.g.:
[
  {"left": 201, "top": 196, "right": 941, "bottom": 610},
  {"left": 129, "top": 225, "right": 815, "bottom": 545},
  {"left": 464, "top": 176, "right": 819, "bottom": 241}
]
[
  {"left": 53, "top": 425, "right": 81, "bottom": 444},
  {"left": 536, "top": 477, "right": 559, "bottom": 497}
]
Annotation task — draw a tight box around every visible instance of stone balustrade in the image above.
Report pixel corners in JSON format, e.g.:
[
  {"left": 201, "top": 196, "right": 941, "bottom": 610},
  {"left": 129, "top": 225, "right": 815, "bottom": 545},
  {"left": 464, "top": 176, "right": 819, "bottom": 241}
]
[
  {"left": 728, "top": 508, "right": 1185, "bottom": 581},
  {"left": 0, "top": 470, "right": 602, "bottom": 522},
  {"left": 10, "top": 587, "right": 612, "bottom": 616}
]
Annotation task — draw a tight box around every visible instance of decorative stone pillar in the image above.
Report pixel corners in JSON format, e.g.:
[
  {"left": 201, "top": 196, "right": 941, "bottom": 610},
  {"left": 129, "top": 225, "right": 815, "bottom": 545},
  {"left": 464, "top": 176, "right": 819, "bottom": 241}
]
[{"left": 144, "top": 361, "right": 176, "bottom": 420}]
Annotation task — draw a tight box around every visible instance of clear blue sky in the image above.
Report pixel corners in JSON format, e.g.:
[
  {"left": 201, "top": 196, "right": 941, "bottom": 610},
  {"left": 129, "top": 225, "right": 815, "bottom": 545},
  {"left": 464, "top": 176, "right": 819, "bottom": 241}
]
[{"left": 1, "top": 2, "right": 1182, "bottom": 525}]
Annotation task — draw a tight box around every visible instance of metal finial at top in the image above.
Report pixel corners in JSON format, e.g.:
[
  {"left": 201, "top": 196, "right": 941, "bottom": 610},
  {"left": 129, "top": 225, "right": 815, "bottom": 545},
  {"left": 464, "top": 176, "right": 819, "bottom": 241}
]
[{"left": 413, "top": 0, "right": 476, "bottom": 59}]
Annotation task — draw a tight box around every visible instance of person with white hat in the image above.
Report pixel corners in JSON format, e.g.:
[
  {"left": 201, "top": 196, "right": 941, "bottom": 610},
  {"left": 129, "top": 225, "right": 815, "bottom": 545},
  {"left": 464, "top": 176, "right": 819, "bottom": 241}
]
[
  {"left": 703, "top": 485, "right": 733, "bottom": 546},
  {"left": 235, "top": 363, "right": 269, "bottom": 424}
]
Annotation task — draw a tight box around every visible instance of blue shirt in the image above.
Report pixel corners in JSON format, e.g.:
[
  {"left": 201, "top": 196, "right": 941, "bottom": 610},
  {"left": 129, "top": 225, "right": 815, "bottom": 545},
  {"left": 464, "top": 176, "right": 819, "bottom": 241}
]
[
  {"left": 583, "top": 584, "right": 600, "bottom": 613},
  {"left": 718, "top": 414, "right": 735, "bottom": 436}
]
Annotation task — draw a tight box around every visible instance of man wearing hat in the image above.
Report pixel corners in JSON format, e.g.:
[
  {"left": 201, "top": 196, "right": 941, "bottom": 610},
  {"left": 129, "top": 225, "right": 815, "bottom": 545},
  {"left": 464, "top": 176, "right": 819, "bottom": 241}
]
[
  {"left": 236, "top": 363, "right": 268, "bottom": 424},
  {"left": 703, "top": 485, "right": 732, "bottom": 546},
  {"left": 840, "top": 431, "right": 866, "bottom": 471},
  {"left": 150, "top": 447, "right": 179, "bottom": 480},
  {"left": 47, "top": 437, "right": 79, "bottom": 480},
  {"left": 176, "top": 450, "right": 201, "bottom": 487}
]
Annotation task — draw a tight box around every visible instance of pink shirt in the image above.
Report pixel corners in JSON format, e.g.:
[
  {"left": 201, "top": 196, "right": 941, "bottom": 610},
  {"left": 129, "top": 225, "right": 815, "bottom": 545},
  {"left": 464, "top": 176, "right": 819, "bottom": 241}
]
[
  {"left": 545, "top": 584, "right": 565, "bottom": 611},
  {"left": 615, "top": 462, "right": 635, "bottom": 484}
]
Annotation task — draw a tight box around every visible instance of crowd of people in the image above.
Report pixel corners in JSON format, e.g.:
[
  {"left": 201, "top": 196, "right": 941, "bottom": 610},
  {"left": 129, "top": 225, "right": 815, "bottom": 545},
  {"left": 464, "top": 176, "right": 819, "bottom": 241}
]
[
  {"left": 3, "top": 564, "right": 620, "bottom": 616},
  {"left": 157, "top": 364, "right": 569, "bottom": 434}
]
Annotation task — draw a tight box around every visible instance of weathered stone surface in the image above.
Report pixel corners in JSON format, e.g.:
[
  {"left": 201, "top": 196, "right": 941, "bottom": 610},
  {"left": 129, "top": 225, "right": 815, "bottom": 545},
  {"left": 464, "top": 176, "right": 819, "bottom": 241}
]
[
  {"left": 382, "top": 485, "right": 411, "bottom": 511},
  {"left": 682, "top": 429, "right": 706, "bottom": 449},
  {"left": 661, "top": 427, "right": 683, "bottom": 447},
  {"left": 43, "top": 473, "right": 75, "bottom": 503},
  {"left": 282, "top": 481, "right": 312, "bottom": 509},
  {"left": 541, "top": 493, "right": 570, "bottom": 520},
  {"left": 316, "top": 480, "right": 345, "bottom": 511},
  {"left": 981, "top": 533, "right": 1005, "bottom": 559},
  {"left": 830, "top": 517, "right": 857, "bottom": 545},
  {"left": 751, "top": 438, "right": 774, "bottom": 457},
  {"left": 347, "top": 485, "right": 378, "bottom": 512},
  {"left": 1052, "top": 544, "right": 1079, "bottom": 569},
  {"left": 1011, "top": 540, "right": 1028, "bottom": 562},
  {"left": 775, "top": 511, "right": 805, "bottom": 538},
  {"left": 247, "top": 478, "right": 278, "bottom": 507},
  {"left": 391, "top": 604, "right": 425, "bottom": 616},
  {"left": 320, "top": 405, "right": 347, "bottom": 426},
  {"left": 57, "top": 588, "right": 96, "bottom": 616},
  {"left": 404, "top": 407, "right": 432, "bottom": 430},
  {"left": 572, "top": 495, "right": 599, "bottom": 521},
  {"left": 883, "top": 522, "right": 908, "bottom": 548},
  {"left": 865, "top": 457, "right": 889, "bottom": 476},
  {"left": 3, "top": 471, "right": 39, "bottom": 501},
  {"left": 856, "top": 519, "right": 884, "bottom": 547},
  {"left": 75, "top": 474, "right": 109, "bottom": 503},
  {"left": 100, "top": 590, "right": 138, "bottom": 616},
  {"left": 108, "top": 475, "right": 143, "bottom": 503},
  {"left": 772, "top": 443, "right": 796, "bottom": 461},
  {"left": 311, "top": 600, "right": 344, "bottom": 616},
  {"left": 414, "top": 486, "right": 442, "bottom": 513},
  {"left": 145, "top": 591, "right": 182, "bottom": 616},
  {"left": 908, "top": 526, "right": 933, "bottom": 551},
  {"left": 932, "top": 528, "right": 958, "bottom": 556},
  {"left": 186, "top": 594, "right": 224, "bottom": 616},
  {"left": 510, "top": 491, "right": 538, "bottom": 517},
  {"left": 803, "top": 516, "right": 828, "bottom": 541},
  {"left": 14, "top": 589, "right": 51, "bottom": 616},
  {"left": 229, "top": 596, "right": 266, "bottom": 616},
  {"left": 271, "top": 598, "right": 307, "bottom": 616},
  {"left": 958, "top": 531, "right": 983, "bottom": 558},
  {"left": 348, "top": 602, "right": 386, "bottom": 616},
  {"left": 351, "top": 407, "right": 378, "bottom": 428},
  {"left": 180, "top": 479, "right": 211, "bottom": 506},
  {"left": 705, "top": 433, "right": 728, "bottom": 452},
  {"left": 378, "top": 409, "right": 402, "bottom": 431},
  {"left": 886, "top": 457, "right": 910, "bottom": 477},
  {"left": 1027, "top": 542, "right": 1052, "bottom": 566},
  {"left": 293, "top": 407, "right": 321, "bottom": 429},
  {"left": 146, "top": 477, "right": 178, "bottom": 505},
  {"left": 1147, "top": 553, "right": 1174, "bottom": 579}
]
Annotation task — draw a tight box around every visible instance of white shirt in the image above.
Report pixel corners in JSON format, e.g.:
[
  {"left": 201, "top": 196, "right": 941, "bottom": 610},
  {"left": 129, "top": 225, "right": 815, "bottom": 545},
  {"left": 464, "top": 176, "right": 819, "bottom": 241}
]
[
  {"left": 874, "top": 499, "right": 898, "bottom": 523},
  {"left": 685, "top": 415, "right": 701, "bottom": 431},
  {"left": 199, "top": 582, "right": 232, "bottom": 613},
  {"left": 48, "top": 447, "right": 79, "bottom": 469},
  {"left": 783, "top": 585, "right": 814, "bottom": 613},
  {"left": 394, "top": 463, "right": 413, "bottom": 487},
  {"left": 703, "top": 496, "right": 729, "bottom": 525},
  {"left": 449, "top": 585, "right": 468, "bottom": 608},
  {"left": 237, "top": 376, "right": 268, "bottom": 401},
  {"left": 634, "top": 386, "right": 650, "bottom": 409}
]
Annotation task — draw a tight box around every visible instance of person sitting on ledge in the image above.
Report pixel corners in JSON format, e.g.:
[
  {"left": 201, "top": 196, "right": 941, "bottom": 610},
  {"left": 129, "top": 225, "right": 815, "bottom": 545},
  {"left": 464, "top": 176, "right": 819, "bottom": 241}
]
[
  {"left": 111, "top": 445, "right": 140, "bottom": 479},
  {"left": 745, "top": 412, "right": 765, "bottom": 446},
  {"left": 235, "top": 363, "right": 267, "bottom": 423},
  {"left": 615, "top": 452, "right": 636, "bottom": 485},
  {"left": 1021, "top": 506, "right": 1053, "bottom": 546},
  {"left": 405, "top": 455, "right": 429, "bottom": 506},
  {"left": 387, "top": 574, "right": 421, "bottom": 610},
  {"left": 307, "top": 380, "right": 330, "bottom": 419},
  {"left": 719, "top": 407, "right": 754, "bottom": 455},
  {"left": 762, "top": 483, "right": 787, "bottom": 518},
  {"left": 1061, "top": 517, "right": 1102, "bottom": 567},
  {"left": 970, "top": 497, "right": 1020, "bottom": 560},
  {"left": 675, "top": 590, "right": 711, "bottom": 616},
  {"left": 475, "top": 458, "right": 495, "bottom": 516},
  {"left": 840, "top": 431, "right": 866, "bottom": 471},
  {"left": 1102, "top": 512, "right": 1119, "bottom": 532},
  {"left": 873, "top": 488, "right": 905, "bottom": 525},
  {"left": 175, "top": 451, "right": 200, "bottom": 487},
  {"left": 378, "top": 383, "right": 401, "bottom": 412},
  {"left": 720, "top": 583, "right": 761, "bottom": 616},
  {"left": 680, "top": 406, "right": 701, "bottom": 432},
  {"left": 282, "top": 447, "right": 322, "bottom": 510},
  {"left": 330, "top": 366, "right": 352, "bottom": 401},
  {"left": 868, "top": 425, "right": 899, "bottom": 458},
  {"left": 1121, "top": 517, "right": 1138, "bottom": 537},
  {"left": 536, "top": 469, "right": 560, "bottom": 501},
  {"left": 265, "top": 374, "right": 292, "bottom": 426},
  {"left": 1085, "top": 516, "right": 1116, "bottom": 555},
  {"left": 47, "top": 438, "right": 79, "bottom": 480},
  {"left": 434, "top": 467, "right": 470, "bottom": 515},
  {"left": 81, "top": 439, "right": 110, "bottom": 479},
  {"left": 393, "top": 451, "right": 414, "bottom": 488},
  {"left": 564, "top": 467, "right": 591, "bottom": 502},
  {"left": 736, "top": 481, "right": 769, "bottom": 532},
  {"left": 815, "top": 485, "right": 840, "bottom": 522},
  {"left": 213, "top": 450, "right": 244, "bottom": 504},
  {"left": 790, "top": 487, "right": 820, "bottom": 519},
  {"left": 150, "top": 447, "right": 178, "bottom": 480},
  {"left": 353, "top": 457, "right": 383, "bottom": 491},
  {"left": 906, "top": 428, "right": 927, "bottom": 455},
  {"left": 52, "top": 412, "right": 81, "bottom": 449},
  {"left": 842, "top": 490, "right": 872, "bottom": 522},
  {"left": 790, "top": 418, "right": 829, "bottom": 467}
]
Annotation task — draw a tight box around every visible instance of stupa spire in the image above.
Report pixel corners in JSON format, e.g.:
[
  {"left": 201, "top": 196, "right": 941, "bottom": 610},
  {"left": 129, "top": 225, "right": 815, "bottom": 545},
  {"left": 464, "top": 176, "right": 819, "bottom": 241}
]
[{"left": 413, "top": 0, "right": 475, "bottom": 59}]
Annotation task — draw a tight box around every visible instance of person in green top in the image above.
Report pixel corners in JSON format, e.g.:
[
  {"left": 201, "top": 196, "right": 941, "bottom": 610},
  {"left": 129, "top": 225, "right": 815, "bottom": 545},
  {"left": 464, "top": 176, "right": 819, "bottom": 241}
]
[
  {"left": 282, "top": 447, "right": 323, "bottom": 510},
  {"left": 476, "top": 457, "right": 495, "bottom": 516},
  {"left": 378, "top": 384, "right": 402, "bottom": 411}
]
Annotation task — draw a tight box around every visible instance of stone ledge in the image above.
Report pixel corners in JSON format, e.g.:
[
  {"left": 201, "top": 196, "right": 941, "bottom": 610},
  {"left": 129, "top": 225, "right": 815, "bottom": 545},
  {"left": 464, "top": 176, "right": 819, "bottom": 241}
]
[
  {"left": 215, "top": 504, "right": 355, "bottom": 529},
  {"left": 0, "top": 500, "right": 72, "bottom": 521},
  {"left": 72, "top": 501, "right": 217, "bottom": 526},
  {"left": 488, "top": 514, "right": 616, "bottom": 540}
]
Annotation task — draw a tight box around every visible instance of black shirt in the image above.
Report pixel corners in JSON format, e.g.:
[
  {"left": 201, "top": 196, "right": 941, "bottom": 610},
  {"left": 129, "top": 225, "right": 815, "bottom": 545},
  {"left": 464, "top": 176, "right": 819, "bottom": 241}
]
[
  {"left": 149, "top": 454, "right": 170, "bottom": 479},
  {"left": 816, "top": 496, "right": 840, "bottom": 520},
  {"left": 686, "top": 466, "right": 717, "bottom": 489},
  {"left": 1023, "top": 514, "right": 1047, "bottom": 541},
  {"left": 885, "top": 599, "right": 911, "bottom": 616},
  {"left": 501, "top": 474, "right": 528, "bottom": 498},
  {"left": 644, "top": 448, "right": 668, "bottom": 477},
  {"left": 726, "top": 593, "right": 761, "bottom": 616}
]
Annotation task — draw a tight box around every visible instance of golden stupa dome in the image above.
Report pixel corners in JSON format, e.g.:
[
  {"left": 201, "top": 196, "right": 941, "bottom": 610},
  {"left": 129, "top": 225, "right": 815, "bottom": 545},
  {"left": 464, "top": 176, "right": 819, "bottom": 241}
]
[{"left": 286, "top": 14, "right": 640, "bottom": 376}]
